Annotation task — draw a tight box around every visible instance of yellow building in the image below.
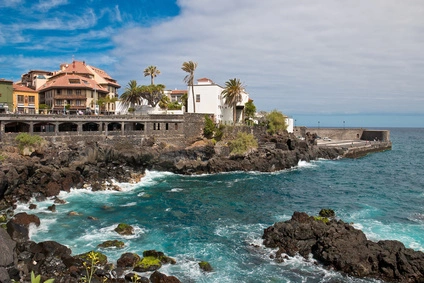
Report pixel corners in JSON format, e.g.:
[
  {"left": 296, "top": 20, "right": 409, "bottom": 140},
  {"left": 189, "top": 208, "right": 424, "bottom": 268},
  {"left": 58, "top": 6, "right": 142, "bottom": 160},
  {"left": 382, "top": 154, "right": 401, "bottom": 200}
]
[{"left": 13, "top": 83, "right": 39, "bottom": 114}]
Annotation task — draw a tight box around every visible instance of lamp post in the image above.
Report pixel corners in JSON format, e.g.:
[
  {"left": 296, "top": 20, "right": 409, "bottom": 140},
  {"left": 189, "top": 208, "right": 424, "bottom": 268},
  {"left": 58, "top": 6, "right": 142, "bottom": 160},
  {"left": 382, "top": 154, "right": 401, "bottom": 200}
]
[
  {"left": 318, "top": 121, "right": 320, "bottom": 129},
  {"left": 343, "top": 121, "right": 345, "bottom": 130}
]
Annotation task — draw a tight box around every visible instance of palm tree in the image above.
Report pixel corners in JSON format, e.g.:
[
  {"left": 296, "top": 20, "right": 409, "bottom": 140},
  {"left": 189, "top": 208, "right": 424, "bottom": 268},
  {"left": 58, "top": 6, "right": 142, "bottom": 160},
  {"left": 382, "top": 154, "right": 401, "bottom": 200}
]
[
  {"left": 120, "top": 80, "right": 142, "bottom": 110},
  {"left": 181, "top": 61, "right": 197, "bottom": 113},
  {"left": 143, "top": 66, "right": 161, "bottom": 85},
  {"left": 221, "top": 78, "right": 245, "bottom": 124}
]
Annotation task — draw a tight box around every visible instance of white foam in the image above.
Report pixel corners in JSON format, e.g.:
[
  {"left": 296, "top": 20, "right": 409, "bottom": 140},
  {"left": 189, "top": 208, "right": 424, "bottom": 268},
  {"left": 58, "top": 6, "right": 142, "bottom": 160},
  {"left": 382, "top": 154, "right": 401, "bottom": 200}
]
[
  {"left": 168, "top": 188, "right": 183, "bottom": 192},
  {"left": 120, "top": 202, "right": 137, "bottom": 207}
]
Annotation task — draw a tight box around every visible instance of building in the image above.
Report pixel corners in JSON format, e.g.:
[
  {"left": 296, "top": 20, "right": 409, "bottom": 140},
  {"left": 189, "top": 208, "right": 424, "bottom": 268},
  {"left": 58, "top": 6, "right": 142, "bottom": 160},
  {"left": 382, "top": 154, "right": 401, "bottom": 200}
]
[
  {"left": 13, "top": 83, "right": 39, "bottom": 114},
  {"left": 21, "top": 70, "right": 53, "bottom": 90},
  {"left": 0, "top": 79, "right": 13, "bottom": 113},
  {"left": 37, "top": 61, "right": 120, "bottom": 114},
  {"left": 187, "top": 78, "right": 250, "bottom": 124}
]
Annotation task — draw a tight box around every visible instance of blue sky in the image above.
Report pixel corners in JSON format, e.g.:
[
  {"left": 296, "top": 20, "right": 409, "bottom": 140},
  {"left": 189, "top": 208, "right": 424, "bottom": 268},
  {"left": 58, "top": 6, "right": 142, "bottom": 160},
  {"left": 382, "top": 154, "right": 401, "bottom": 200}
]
[{"left": 1, "top": 0, "right": 423, "bottom": 127}]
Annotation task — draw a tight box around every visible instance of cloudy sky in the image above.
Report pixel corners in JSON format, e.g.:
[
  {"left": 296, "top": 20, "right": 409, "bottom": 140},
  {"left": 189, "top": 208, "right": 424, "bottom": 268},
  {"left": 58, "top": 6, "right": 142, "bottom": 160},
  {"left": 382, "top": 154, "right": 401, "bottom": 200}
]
[{"left": 1, "top": 0, "right": 423, "bottom": 127}]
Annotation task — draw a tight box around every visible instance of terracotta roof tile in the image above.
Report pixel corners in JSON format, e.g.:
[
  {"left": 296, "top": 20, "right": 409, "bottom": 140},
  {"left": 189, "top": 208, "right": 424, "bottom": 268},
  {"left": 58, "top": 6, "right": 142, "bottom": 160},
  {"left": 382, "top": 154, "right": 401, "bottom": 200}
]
[
  {"left": 13, "top": 83, "right": 37, "bottom": 93},
  {"left": 38, "top": 74, "right": 108, "bottom": 93}
]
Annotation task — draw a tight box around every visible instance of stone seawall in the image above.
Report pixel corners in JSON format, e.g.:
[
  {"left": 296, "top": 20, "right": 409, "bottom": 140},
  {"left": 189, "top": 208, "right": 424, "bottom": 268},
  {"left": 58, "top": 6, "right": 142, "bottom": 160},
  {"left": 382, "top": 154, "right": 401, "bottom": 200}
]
[{"left": 343, "top": 141, "right": 392, "bottom": 158}]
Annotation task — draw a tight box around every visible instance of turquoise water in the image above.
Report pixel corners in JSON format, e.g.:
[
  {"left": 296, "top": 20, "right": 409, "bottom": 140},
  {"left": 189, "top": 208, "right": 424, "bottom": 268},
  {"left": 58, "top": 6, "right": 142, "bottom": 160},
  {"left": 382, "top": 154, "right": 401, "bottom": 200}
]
[{"left": 17, "top": 128, "right": 424, "bottom": 282}]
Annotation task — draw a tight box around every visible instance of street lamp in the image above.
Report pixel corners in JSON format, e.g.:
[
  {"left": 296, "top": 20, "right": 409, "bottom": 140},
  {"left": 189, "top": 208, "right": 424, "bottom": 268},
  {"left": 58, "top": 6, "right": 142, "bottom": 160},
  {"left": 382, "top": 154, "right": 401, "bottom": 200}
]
[
  {"left": 343, "top": 121, "right": 345, "bottom": 129},
  {"left": 318, "top": 121, "right": 320, "bottom": 129}
]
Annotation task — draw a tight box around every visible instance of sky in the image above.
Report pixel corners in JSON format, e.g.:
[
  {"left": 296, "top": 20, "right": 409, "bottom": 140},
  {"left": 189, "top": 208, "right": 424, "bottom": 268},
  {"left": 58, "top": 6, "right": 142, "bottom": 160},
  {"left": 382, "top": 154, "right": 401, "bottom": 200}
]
[{"left": 1, "top": 0, "right": 423, "bottom": 127}]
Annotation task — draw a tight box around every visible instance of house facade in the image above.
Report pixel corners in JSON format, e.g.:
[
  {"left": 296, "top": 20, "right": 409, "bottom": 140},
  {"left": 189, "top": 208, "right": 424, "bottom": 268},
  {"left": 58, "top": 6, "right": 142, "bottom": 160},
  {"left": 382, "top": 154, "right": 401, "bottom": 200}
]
[
  {"left": 13, "top": 84, "right": 39, "bottom": 114},
  {"left": 187, "top": 78, "right": 250, "bottom": 124},
  {"left": 0, "top": 79, "right": 13, "bottom": 113},
  {"left": 35, "top": 61, "right": 120, "bottom": 114}
]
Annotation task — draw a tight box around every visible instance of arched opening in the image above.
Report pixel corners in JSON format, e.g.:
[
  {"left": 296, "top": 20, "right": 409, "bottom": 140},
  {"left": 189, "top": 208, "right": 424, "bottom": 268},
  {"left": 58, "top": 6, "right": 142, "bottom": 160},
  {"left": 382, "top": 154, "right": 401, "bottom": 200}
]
[
  {"left": 108, "top": 122, "right": 121, "bottom": 131},
  {"left": 4, "top": 122, "right": 30, "bottom": 133},
  {"left": 59, "top": 122, "right": 78, "bottom": 132},
  {"left": 82, "top": 122, "right": 100, "bottom": 132},
  {"left": 33, "top": 122, "right": 55, "bottom": 133}
]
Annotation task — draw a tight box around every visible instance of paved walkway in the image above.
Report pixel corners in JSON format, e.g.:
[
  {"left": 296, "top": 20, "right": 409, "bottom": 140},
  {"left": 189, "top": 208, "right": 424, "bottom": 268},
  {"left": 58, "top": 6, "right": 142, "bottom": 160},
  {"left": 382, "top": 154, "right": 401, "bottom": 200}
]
[{"left": 317, "top": 139, "right": 379, "bottom": 148}]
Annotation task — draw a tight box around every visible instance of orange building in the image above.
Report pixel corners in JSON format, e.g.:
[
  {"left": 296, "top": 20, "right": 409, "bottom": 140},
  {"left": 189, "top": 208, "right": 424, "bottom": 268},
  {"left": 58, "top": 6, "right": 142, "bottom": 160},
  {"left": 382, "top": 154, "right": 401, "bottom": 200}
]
[{"left": 13, "top": 83, "right": 39, "bottom": 114}]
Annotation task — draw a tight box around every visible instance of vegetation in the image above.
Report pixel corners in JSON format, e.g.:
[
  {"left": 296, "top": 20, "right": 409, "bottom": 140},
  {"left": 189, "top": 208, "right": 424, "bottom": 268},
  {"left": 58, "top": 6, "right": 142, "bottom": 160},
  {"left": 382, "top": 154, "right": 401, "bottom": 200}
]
[
  {"left": 143, "top": 65, "right": 161, "bottom": 85},
  {"left": 138, "top": 84, "right": 165, "bottom": 107},
  {"left": 135, "top": 256, "right": 162, "bottom": 271},
  {"left": 199, "top": 261, "right": 213, "bottom": 272},
  {"left": 0, "top": 153, "right": 5, "bottom": 162},
  {"left": 313, "top": 216, "right": 330, "bottom": 224},
  {"left": 182, "top": 61, "right": 197, "bottom": 113},
  {"left": 97, "top": 240, "right": 125, "bottom": 249},
  {"left": 97, "top": 96, "right": 118, "bottom": 114},
  {"left": 203, "top": 115, "right": 224, "bottom": 140},
  {"left": 159, "top": 96, "right": 182, "bottom": 110},
  {"left": 319, "top": 208, "right": 335, "bottom": 218},
  {"left": 229, "top": 132, "right": 258, "bottom": 155},
  {"left": 114, "top": 223, "right": 134, "bottom": 235},
  {"left": 221, "top": 78, "right": 245, "bottom": 124},
  {"left": 79, "top": 251, "right": 104, "bottom": 283},
  {"left": 244, "top": 99, "right": 256, "bottom": 125},
  {"left": 266, "top": 110, "right": 288, "bottom": 134},
  {"left": 120, "top": 80, "right": 142, "bottom": 108},
  {"left": 30, "top": 271, "right": 54, "bottom": 283},
  {"left": 15, "top": 133, "right": 44, "bottom": 153}
]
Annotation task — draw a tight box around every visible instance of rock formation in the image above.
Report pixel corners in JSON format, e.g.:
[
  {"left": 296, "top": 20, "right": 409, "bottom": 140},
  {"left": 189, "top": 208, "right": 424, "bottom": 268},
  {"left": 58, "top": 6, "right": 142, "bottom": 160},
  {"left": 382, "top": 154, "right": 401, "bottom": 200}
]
[{"left": 262, "top": 212, "right": 424, "bottom": 282}]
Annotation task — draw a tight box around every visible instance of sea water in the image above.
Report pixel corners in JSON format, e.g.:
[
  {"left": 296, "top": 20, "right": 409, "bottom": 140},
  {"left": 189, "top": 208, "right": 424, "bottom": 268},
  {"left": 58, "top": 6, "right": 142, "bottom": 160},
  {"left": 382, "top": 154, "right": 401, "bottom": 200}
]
[{"left": 16, "top": 128, "right": 424, "bottom": 282}]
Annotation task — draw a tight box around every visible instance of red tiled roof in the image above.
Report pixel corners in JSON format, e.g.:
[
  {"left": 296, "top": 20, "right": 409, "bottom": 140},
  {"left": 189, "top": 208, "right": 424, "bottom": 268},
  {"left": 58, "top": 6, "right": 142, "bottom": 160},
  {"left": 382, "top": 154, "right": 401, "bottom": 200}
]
[
  {"left": 171, "top": 90, "right": 187, "bottom": 94},
  {"left": 38, "top": 74, "right": 108, "bottom": 93},
  {"left": 13, "top": 83, "right": 37, "bottom": 93},
  {"left": 60, "top": 61, "right": 92, "bottom": 75},
  {"left": 197, "top": 77, "right": 212, "bottom": 82}
]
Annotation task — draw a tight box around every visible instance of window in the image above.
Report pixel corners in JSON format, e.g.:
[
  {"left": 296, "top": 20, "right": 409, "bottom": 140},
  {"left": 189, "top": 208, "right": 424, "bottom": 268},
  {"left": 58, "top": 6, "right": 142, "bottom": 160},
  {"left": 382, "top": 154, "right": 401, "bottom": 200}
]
[
  {"left": 69, "top": 79, "right": 80, "bottom": 84},
  {"left": 76, "top": 90, "right": 81, "bottom": 95},
  {"left": 18, "top": 95, "right": 24, "bottom": 103},
  {"left": 91, "top": 91, "right": 94, "bottom": 98},
  {"left": 196, "top": 94, "right": 200, "bottom": 102},
  {"left": 29, "top": 96, "right": 35, "bottom": 103},
  {"left": 166, "top": 123, "right": 169, "bottom": 130},
  {"left": 174, "top": 123, "right": 178, "bottom": 130},
  {"left": 76, "top": 100, "right": 82, "bottom": 106},
  {"left": 57, "top": 89, "right": 61, "bottom": 94},
  {"left": 67, "top": 89, "right": 72, "bottom": 95}
]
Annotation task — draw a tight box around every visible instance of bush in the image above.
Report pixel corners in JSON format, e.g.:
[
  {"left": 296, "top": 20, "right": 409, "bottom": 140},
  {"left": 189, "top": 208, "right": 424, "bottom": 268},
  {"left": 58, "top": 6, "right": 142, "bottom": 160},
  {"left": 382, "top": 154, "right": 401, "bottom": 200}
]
[
  {"left": 15, "top": 133, "right": 44, "bottom": 153},
  {"left": 229, "top": 132, "right": 258, "bottom": 155},
  {"left": 203, "top": 115, "right": 215, "bottom": 138},
  {"left": 266, "top": 110, "right": 287, "bottom": 134}
]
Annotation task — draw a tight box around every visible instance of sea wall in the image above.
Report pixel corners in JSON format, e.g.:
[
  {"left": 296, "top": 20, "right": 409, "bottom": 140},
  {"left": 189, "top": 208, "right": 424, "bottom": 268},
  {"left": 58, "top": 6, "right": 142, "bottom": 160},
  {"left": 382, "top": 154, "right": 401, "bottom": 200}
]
[{"left": 296, "top": 127, "right": 390, "bottom": 142}]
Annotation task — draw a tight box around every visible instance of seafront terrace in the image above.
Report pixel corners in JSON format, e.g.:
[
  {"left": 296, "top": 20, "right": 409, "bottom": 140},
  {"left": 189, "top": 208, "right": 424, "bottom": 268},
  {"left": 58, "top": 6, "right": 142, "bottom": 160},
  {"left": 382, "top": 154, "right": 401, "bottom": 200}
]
[{"left": 0, "top": 113, "right": 186, "bottom": 138}]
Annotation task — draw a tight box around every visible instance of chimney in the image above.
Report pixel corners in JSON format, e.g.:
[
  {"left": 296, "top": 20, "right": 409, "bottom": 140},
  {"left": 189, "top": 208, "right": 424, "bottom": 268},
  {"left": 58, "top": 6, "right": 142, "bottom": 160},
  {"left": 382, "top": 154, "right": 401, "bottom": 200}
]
[{"left": 73, "top": 61, "right": 75, "bottom": 68}]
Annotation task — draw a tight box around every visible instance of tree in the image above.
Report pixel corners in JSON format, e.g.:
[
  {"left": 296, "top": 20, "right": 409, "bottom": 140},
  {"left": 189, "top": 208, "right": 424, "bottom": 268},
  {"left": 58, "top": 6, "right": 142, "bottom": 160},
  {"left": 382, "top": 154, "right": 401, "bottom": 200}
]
[
  {"left": 244, "top": 99, "right": 256, "bottom": 125},
  {"left": 181, "top": 61, "right": 197, "bottom": 113},
  {"left": 120, "top": 80, "right": 142, "bottom": 108},
  {"left": 143, "top": 66, "right": 161, "bottom": 85},
  {"left": 221, "top": 78, "right": 244, "bottom": 124},
  {"left": 181, "top": 91, "right": 188, "bottom": 112},
  {"left": 139, "top": 84, "right": 165, "bottom": 107},
  {"left": 266, "top": 110, "right": 288, "bottom": 134},
  {"left": 97, "top": 96, "right": 118, "bottom": 114}
]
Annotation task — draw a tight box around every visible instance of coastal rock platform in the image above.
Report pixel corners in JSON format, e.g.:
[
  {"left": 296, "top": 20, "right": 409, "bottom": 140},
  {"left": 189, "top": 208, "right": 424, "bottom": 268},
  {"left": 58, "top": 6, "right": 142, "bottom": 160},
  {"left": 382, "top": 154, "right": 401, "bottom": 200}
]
[{"left": 262, "top": 212, "right": 424, "bottom": 282}]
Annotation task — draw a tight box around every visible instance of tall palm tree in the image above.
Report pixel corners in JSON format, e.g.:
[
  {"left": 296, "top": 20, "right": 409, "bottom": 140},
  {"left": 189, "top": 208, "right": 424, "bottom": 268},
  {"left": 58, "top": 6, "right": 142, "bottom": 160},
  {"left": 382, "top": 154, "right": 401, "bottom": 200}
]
[
  {"left": 181, "top": 61, "right": 197, "bottom": 113},
  {"left": 221, "top": 78, "right": 245, "bottom": 124},
  {"left": 143, "top": 66, "right": 161, "bottom": 85},
  {"left": 120, "top": 80, "right": 142, "bottom": 109}
]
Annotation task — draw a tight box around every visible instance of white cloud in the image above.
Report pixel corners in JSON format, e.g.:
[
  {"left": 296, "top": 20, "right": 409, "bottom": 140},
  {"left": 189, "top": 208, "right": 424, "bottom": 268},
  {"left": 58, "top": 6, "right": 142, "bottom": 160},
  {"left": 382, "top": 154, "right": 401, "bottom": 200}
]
[
  {"left": 33, "top": 0, "right": 68, "bottom": 12},
  {"left": 111, "top": 0, "right": 424, "bottom": 115}
]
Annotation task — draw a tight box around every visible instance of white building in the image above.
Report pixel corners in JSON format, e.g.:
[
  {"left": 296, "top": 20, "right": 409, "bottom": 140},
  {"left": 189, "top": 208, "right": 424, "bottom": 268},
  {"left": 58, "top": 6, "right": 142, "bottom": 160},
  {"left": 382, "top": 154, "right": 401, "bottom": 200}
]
[{"left": 187, "top": 78, "right": 250, "bottom": 124}]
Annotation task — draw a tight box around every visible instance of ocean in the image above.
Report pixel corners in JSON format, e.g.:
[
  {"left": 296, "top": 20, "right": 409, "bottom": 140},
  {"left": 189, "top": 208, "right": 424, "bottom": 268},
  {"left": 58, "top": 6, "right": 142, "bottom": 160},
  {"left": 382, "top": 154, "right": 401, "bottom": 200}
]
[{"left": 16, "top": 127, "right": 424, "bottom": 282}]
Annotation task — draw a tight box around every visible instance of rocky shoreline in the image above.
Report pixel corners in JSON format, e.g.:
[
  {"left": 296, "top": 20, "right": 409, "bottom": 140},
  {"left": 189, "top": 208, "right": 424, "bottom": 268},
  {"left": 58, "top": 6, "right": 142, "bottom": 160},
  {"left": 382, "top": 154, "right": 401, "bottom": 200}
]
[
  {"left": 263, "top": 211, "right": 424, "bottom": 282},
  {"left": 0, "top": 130, "right": 401, "bottom": 282}
]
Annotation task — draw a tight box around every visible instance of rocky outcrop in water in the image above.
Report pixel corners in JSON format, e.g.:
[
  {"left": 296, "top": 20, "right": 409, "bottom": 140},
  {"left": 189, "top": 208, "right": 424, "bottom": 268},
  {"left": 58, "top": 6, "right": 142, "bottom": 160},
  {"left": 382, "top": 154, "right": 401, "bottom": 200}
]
[{"left": 262, "top": 212, "right": 424, "bottom": 282}]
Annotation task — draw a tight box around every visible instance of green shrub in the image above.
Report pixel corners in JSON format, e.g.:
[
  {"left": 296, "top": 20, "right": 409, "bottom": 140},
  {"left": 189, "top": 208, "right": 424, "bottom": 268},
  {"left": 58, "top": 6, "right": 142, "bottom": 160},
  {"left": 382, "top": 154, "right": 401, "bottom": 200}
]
[
  {"left": 30, "top": 271, "right": 54, "bottom": 283},
  {"left": 0, "top": 153, "right": 5, "bottom": 162},
  {"left": 15, "top": 133, "right": 44, "bottom": 153},
  {"left": 203, "top": 115, "right": 215, "bottom": 138},
  {"left": 266, "top": 110, "right": 287, "bottom": 134},
  {"left": 319, "top": 208, "right": 335, "bottom": 218},
  {"left": 229, "top": 132, "right": 258, "bottom": 155},
  {"left": 313, "top": 216, "right": 329, "bottom": 224}
]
